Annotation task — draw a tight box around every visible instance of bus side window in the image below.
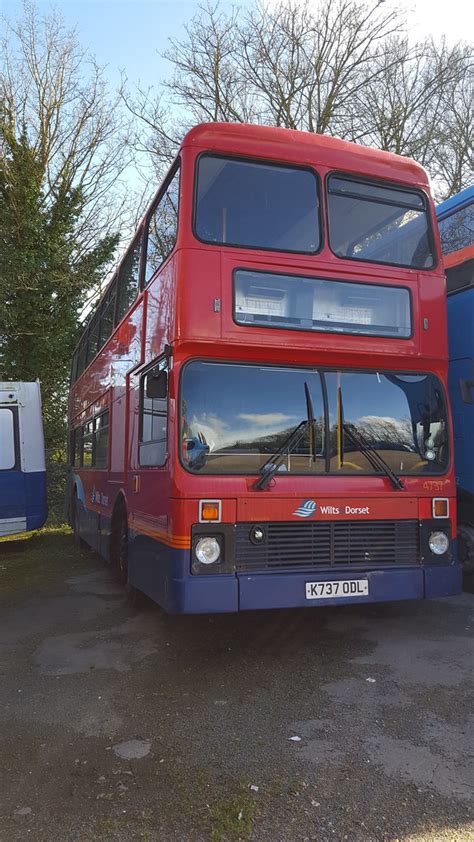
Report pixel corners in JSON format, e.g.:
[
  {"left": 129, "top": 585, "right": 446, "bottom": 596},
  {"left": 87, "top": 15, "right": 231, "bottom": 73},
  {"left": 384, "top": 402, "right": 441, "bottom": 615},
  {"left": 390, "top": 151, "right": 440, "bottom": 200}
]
[
  {"left": 94, "top": 412, "right": 109, "bottom": 469},
  {"left": 139, "top": 362, "right": 168, "bottom": 466},
  {"left": 77, "top": 334, "right": 88, "bottom": 379},
  {"left": 144, "top": 166, "right": 180, "bottom": 286},
  {"left": 99, "top": 280, "right": 117, "bottom": 348},
  {"left": 82, "top": 420, "right": 94, "bottom": 467},
  {"left": 116, "top": 236, "right": 142, "bottom": 325},
  {"left": 87, "top": 312, "right": 100, "bottom": 365},
  {"left": 71, "top": 350, "right": 78, "bottom": 384}
]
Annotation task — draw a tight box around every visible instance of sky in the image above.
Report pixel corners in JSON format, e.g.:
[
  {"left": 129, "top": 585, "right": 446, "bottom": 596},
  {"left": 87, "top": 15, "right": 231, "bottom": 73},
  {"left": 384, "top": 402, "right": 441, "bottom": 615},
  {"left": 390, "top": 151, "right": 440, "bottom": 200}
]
[
  {"left": 2, "top": 0, "right": 239, "bottom": 90},
  {"left": 2, "top": 0, "right": 469, "bottom": 96},
  {"left": 1, "top": 0, "right": 469, "bottom": 249}
]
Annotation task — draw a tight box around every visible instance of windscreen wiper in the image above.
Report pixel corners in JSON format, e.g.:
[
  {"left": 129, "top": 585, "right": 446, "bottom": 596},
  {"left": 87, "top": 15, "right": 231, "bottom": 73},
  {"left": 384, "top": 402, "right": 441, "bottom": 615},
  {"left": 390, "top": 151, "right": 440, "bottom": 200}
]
[
  {"left": 305, "top": 381, "right": 318, "bottom": 463},
  {"left": 343, "top": 422, "right": 405, "bottom": 491},
  {"left": 253, "top": 382, "right": 316, "bottom": 491}
]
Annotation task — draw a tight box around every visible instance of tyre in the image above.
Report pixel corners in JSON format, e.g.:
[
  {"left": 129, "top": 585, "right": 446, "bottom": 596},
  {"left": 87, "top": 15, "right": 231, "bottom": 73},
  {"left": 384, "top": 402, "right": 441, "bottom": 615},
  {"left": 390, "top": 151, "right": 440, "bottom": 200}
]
[
  {"left": 111, "top": 504, "right": 129, "bottom": 585},
  {"left": 72, "top": 492, "right": 82, "bottom": 548},
  {"left": 458, "top": 525, "right": 474, "bottom": 573}
]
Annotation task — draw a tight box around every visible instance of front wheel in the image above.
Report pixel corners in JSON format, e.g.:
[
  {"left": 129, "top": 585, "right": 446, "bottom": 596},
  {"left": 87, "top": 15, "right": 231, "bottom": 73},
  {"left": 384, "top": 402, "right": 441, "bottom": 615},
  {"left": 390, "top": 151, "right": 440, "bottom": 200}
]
[{"left": 458, "top": 525, "right": 474, "bottom": 573}]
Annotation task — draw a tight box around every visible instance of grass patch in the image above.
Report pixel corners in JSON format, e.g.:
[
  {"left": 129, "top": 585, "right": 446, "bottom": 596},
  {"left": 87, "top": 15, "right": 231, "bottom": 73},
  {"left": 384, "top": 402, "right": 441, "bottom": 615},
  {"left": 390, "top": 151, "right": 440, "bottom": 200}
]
[
  {"left": 210, "top": 786, "right": 257, "bottom": 841},
  {"left": 0, "top": 526, "right": 94, "bottom": 598}
]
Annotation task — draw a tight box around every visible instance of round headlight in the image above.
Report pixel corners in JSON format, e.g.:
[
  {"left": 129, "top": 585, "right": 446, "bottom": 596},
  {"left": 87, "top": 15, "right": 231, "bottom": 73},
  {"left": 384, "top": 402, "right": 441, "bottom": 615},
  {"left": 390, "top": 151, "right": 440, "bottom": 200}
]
[
  {"left": 195, "top": 537, "right": 221, "bottom": 565},
  {"left": 429, "top": 531, "right": 449, "bottom": 555}
]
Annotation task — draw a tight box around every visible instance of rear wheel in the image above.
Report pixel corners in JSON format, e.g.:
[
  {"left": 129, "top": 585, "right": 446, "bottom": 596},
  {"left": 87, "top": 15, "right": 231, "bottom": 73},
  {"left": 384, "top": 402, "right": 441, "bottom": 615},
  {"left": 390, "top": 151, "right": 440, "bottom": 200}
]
[
  {"left": 111, "top": 505, "right": 129, "bottom": 585},
  {"left": 72, "top": 493, "right": 82, "bottom": 548}
]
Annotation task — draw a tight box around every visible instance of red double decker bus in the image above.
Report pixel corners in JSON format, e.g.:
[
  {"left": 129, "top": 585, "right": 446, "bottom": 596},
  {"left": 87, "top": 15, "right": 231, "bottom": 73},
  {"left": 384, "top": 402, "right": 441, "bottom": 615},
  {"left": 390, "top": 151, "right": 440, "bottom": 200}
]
[{"left": 68, "top": 123, "right": 461, "bottom": 613}]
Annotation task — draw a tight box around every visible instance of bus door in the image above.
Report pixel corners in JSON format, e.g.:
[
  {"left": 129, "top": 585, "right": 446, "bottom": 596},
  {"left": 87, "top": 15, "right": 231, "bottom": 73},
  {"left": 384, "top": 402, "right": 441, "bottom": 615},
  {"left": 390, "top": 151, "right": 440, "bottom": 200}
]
[
  {"left": 0, "top": 397, "right": 25, "bottom": 536},
  {"left": 127, "top": 359, "right": 173, "bottom": 605}
]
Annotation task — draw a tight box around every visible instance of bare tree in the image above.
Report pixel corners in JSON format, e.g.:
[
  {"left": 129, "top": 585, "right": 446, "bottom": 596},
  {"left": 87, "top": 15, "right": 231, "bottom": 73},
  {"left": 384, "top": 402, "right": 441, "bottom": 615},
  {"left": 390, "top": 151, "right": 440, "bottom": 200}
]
[
  {"left": 125, "top": 0, "right": 473, "bottom": 199},
  {"left": 1, "top": 0, "right": 134, "bottom": 261},
  {"left": 352, "top": 37, "right": 473, "bottom": 197},
  {"left": 433, "top": 47, "right": 473, "bottom": 198},
  {"left": 0, "top": 2, "right": 135, "bottom": 447},
  {"left": 240, "top": 0, "right": 403, "bottom": 134}
]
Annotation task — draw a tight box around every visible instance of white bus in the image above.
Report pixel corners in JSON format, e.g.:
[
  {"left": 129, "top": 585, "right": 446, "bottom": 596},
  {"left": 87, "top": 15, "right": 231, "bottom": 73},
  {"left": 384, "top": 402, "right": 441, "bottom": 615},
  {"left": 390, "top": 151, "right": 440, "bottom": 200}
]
[{"left": 0, "top": 382, "right": 48, "bottom": 537}]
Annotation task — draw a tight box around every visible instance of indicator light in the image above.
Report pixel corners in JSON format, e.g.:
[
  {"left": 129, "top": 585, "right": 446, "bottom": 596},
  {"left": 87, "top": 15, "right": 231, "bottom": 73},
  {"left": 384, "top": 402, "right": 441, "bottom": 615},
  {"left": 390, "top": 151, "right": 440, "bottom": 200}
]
[
  {"left": 433, "top": 498, "right": 449, "bottom": 518},
  {"left": 199, "top": 500, "right": 222, "bottom": 522}
]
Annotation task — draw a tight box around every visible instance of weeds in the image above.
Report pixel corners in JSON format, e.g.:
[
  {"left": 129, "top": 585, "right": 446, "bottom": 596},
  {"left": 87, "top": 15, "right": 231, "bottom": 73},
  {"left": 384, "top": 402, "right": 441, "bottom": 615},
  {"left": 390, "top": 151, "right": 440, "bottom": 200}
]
[{"left": 0, "top": 527, "right": 93, "bottom": 599}]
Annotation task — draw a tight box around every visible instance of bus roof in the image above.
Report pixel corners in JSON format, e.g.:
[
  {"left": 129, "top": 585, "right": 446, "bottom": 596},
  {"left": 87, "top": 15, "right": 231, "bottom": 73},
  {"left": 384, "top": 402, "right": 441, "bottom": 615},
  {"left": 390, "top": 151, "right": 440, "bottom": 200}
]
[
  {"left": 436, "top": 185, "right": 474, "bottom": 219},
  {"left": 181, "top": 123, "right": 431, "bottom": 189}
]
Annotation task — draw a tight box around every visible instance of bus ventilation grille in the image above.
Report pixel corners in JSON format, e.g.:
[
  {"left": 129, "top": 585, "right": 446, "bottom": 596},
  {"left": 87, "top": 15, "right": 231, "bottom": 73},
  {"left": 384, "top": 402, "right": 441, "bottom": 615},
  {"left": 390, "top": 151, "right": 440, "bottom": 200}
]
[{"left": 235, "top": 519, "right": 419, "bottom": 571}]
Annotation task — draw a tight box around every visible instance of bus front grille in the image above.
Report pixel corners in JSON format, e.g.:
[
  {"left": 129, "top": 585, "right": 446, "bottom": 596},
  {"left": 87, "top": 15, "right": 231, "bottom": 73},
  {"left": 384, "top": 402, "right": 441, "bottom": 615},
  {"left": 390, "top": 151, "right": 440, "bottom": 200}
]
[{"left": 235, "top": 519, "right": 419, "bottom": 572}]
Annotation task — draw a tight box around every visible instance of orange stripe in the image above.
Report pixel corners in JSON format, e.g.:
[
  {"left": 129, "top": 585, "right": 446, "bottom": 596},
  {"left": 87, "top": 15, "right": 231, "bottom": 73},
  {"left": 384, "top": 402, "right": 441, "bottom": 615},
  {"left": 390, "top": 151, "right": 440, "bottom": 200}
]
[{"left": 130, "top": 518, "right": 190, "bottom": 549}]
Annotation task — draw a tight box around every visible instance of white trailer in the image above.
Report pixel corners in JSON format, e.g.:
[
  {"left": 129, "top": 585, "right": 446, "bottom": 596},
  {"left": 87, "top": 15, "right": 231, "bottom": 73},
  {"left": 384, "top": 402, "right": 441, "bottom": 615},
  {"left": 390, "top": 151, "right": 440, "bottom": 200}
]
[{"left": 0, "top": 382, "right": 48, "bottom": 536}]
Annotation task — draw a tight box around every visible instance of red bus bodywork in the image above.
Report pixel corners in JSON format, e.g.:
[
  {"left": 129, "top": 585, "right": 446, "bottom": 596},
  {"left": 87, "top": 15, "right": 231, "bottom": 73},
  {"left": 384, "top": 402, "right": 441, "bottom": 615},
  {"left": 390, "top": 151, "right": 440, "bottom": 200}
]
[{"left": 68, "top": 124, "right": 461, "bottom": 612}]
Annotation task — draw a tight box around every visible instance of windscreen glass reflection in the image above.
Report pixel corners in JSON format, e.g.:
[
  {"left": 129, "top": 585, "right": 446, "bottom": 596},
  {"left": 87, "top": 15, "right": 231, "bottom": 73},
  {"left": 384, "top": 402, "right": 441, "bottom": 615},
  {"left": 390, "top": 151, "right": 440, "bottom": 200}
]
[{"left": 180, "top": 362, "right": 448, "bottom": 476}]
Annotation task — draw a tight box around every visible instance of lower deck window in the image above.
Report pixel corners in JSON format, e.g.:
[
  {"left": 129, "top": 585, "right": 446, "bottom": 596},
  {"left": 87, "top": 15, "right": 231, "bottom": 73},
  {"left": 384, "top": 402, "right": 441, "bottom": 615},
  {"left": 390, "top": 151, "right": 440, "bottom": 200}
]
[
  {"left": 78, "top": 411, "right": 109, "bottom": 468},
  {"left": 82, "top": 421, "right": 94, "bottom": 467},
  {"left": 139, "top": 363, "right": 168, "bottom": 466},
  {"left": 95, "top": 412, "right": 109, "bottom": 468}
]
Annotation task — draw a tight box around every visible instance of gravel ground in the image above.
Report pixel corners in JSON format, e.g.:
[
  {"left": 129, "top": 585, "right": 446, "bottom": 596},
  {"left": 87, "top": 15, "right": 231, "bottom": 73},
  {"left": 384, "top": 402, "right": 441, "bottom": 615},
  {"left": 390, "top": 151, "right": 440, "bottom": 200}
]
[{"left": 0, "top": 533, "right": 473, "bottom": 842}]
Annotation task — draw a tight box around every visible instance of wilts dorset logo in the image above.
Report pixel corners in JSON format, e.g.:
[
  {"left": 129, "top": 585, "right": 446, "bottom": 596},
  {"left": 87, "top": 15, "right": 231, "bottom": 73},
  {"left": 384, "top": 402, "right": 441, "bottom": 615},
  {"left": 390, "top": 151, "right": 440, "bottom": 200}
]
[
  {"left": 293, "top": 499, "right": 317, "bottom": 518},
  {"left": 90, "top": 486, "right": 109, "bottom": 506}
]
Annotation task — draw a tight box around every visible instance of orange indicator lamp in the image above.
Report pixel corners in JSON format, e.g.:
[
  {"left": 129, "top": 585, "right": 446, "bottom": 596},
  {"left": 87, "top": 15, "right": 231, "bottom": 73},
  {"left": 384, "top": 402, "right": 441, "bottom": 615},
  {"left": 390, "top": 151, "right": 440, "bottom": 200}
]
[
  {"left": 199, "top": 500, "right": 222, "bottom": 523},
  {"left": 432, "top": 498, "right": 449, "bottom": 518}
]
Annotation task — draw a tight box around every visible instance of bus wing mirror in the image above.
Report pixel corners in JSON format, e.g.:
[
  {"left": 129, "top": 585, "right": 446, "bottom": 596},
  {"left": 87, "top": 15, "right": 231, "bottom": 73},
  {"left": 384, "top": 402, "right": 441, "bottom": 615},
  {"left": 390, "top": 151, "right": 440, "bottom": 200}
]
[{"left": 146, "top": 370, "right": 167, "bottom": 399}]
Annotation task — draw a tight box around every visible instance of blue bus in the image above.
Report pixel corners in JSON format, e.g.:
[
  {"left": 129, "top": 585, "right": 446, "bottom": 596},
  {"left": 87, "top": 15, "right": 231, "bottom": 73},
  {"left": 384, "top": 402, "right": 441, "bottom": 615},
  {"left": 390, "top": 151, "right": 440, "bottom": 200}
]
[
  {"left": 437, "top": 186, "right": 474, "bottom": 568},
  {"left": 0, "top": 382, "right": 48, "bottom": 537}
]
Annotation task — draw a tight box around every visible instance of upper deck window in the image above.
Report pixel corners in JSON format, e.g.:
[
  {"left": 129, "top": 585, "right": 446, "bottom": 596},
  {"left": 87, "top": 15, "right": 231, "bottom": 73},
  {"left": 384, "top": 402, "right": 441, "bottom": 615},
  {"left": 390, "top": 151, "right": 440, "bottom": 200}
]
[
  {"left": 116, "top": 235, "right": 142, "bottom": 323},
  {"left": 195, "top": 155, "right": 320, "bottom": 254},
  {"left": 145, "top": 166, "right": 180, "bottom": 285},
  {"left": 327, "top": 175, "right": 435, "bottom": 269},
  {"left": 438, "top": 201, "right": 473, "bottom": 256}
]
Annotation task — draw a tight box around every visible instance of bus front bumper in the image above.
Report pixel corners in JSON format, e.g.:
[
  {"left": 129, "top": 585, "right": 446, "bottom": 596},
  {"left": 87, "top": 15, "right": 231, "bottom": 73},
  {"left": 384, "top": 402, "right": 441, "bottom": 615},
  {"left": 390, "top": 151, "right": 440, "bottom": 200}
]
[{"left": 169, "top": 564, "right": 462, "bottom": 613}]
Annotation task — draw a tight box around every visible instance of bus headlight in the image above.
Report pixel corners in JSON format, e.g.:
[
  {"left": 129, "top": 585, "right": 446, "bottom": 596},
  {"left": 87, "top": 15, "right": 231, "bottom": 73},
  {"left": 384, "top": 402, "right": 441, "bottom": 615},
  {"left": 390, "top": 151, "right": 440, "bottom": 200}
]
[
  {"left": 429, "top": 531, "right": 449, "bottom": 556},
  {"left": 195, "top": 537, "right": 221, "bottom": 565}
]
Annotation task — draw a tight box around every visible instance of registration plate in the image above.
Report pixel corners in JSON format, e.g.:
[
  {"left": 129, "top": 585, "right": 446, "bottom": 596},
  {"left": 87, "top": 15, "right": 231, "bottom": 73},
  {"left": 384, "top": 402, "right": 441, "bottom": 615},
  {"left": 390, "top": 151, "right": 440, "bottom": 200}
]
[{"left": 305, "top": 579, "right": 369, "bottom": 600}]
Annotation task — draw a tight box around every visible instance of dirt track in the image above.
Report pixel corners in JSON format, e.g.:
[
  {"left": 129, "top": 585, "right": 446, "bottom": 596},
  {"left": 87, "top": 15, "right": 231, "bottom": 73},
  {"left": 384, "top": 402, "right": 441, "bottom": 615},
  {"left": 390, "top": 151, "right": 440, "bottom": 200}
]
[{"left": 0, "top": 532, "right": 473, "bottom": 841}]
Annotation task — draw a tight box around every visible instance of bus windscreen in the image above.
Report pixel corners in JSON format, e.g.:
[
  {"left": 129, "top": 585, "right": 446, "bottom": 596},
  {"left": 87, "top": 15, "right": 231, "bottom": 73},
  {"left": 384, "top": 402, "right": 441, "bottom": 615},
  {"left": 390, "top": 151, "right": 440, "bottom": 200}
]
[{"left": 181, "top": 362, "right": 448, "bottom": 476}]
